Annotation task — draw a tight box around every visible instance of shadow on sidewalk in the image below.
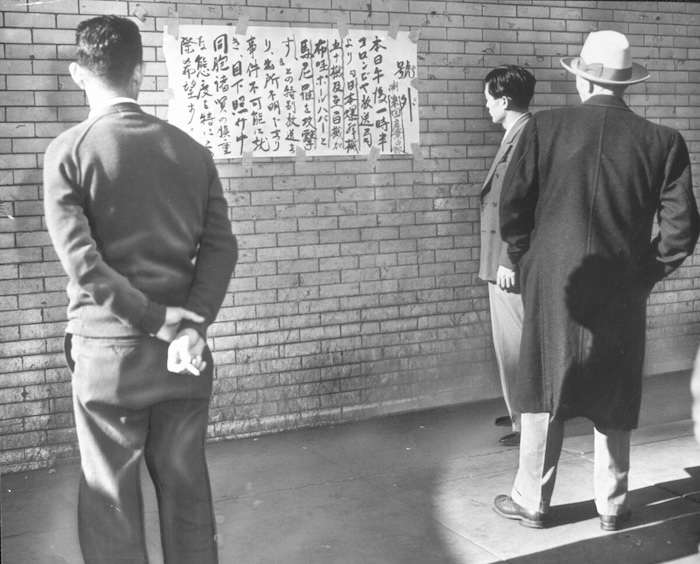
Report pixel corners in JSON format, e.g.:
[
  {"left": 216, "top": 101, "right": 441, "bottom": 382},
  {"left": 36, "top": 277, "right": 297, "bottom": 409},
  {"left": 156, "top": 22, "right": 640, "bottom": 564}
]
[{"left": 506, "top": 467, "right": 700, "bottom": 564}]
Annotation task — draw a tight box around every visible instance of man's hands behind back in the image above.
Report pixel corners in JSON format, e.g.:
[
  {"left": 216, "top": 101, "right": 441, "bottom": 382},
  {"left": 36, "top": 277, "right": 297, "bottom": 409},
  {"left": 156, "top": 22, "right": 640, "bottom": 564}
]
[{"left": 154, "top": 306, "right": 204, "bottom": 342}]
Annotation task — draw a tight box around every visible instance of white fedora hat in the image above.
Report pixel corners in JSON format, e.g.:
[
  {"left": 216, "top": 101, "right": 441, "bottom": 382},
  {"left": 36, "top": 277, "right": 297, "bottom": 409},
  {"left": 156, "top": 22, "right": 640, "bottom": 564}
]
[{"left": 561, "top": 30, "right": 650, "bottom": 85}]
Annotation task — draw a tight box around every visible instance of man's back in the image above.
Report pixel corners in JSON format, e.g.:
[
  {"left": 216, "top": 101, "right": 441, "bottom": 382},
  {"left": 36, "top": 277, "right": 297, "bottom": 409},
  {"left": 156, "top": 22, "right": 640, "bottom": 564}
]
[
  {"left": 44, "top": 17, "right": 230, "bottom": 563},
  {"left": 504, "top": 95, "right": 692, "bottom": 280},
  {"left": 499, "top": 93, "right": 697, "bottom": 428},
  {"left": 44, "top": 102, "right": 236, "bottom": 337}
]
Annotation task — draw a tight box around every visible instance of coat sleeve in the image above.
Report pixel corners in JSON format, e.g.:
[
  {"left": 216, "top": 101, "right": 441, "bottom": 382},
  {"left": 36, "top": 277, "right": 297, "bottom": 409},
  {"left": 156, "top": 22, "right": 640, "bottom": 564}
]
[
  {"left": 642, "top": 131, "right": 699, "bottom": 284},
  {"left": 179, "top": 155, "right": 238, "bottom": 338},
  {"left": 499, "top": 119, "right": 539, "bottom": 265},
  {"left": 497, "top": 240, "right": 518, "bottom": 270},
  {"left": 43, "top": 136, "right": 166, "bottom": 334},
  {"left": 693, "top": 347, "right": 700, "bottom": 445}
]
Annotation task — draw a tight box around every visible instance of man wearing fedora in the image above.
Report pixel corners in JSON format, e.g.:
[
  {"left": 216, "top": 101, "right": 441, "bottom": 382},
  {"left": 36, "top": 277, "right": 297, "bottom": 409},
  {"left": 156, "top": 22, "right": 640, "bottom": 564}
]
[{"left": 492, "top": 30, "right": 699, "bottom": 530}]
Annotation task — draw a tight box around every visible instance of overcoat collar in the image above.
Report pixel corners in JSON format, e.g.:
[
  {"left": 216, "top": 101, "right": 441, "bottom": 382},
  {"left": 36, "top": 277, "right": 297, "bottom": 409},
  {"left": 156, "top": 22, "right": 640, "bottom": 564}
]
[
  {"left": 481, "top": 112, "right": 531, "bottom": 195},
  {"left": 582, "top": 94, "right": 632, "bottom": 112}
]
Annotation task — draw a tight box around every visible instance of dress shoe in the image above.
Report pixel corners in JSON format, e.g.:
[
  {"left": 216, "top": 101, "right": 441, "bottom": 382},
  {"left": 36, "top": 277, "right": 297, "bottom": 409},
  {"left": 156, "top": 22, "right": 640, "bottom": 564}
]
[
  {"left": 493, "top": 494, "right": 545, "bottom": 528},
  {"left": 499, "top": 432, "right": 520, "bottom": 447},
  {"left": 599, "top": 511, "right": 631, "bottom": 531},
  {"left": 495, "top": 415, "right": 513, "bottom": 427}
]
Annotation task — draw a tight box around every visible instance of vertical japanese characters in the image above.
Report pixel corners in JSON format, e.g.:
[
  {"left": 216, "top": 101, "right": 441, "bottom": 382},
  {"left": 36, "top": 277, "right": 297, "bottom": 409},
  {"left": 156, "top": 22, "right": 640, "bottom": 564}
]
[{"left": 165, "top": 25, "right": 419, "bottom": 159}]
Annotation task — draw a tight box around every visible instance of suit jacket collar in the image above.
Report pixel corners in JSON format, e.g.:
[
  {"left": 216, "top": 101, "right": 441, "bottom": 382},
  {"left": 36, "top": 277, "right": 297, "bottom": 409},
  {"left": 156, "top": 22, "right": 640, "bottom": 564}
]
[{"left": 481, "top": 112, "right": 531, "bottom": 194}]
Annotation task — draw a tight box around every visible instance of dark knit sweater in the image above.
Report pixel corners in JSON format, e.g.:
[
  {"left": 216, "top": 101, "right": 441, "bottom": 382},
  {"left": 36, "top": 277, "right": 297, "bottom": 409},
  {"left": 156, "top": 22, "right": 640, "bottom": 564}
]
[{"left": 44, "top": 102, "right": 237, "bottom": 338}]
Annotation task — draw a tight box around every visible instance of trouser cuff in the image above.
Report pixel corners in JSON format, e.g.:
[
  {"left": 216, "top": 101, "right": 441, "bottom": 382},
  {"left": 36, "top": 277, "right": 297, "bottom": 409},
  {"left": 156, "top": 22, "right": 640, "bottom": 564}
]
[{"left": 511, "top": 485, "right": 549, "bottom": 514}]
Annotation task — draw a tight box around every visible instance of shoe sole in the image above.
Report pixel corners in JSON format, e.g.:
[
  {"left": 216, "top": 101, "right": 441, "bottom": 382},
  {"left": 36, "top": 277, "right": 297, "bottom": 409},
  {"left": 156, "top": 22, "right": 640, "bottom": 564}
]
[
  {"left": 492, "top": 505, "right": 544, "bottom": 529},
  {"left": 499, "top": 440, "right": 520, "bottom": 447}
]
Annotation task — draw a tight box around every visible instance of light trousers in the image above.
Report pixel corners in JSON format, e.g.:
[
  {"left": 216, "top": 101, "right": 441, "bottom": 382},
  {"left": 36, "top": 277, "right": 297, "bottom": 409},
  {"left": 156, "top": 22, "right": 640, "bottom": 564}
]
[
  {"left": 511, "top": 413, "right": 631, "bottom": 516},
  {"left": 488, "top": 283, "right": 524, "bottom": 432},
  {"left": 68, "top": 334, "right": 219, "bottom": 564}
]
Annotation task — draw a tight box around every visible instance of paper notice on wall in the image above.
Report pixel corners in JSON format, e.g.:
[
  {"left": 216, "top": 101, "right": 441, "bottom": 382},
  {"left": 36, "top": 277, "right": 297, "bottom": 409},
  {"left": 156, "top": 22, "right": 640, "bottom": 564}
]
[{"left": 163, "top": 25, "right": 419, "bottom": 160}]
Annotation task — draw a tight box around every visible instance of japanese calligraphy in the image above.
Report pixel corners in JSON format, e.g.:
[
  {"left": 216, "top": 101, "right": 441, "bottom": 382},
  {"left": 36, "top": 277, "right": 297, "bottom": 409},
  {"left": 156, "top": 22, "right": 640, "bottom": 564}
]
[{"left": 164, "top": 25, "right": 419, "bottom": 160}]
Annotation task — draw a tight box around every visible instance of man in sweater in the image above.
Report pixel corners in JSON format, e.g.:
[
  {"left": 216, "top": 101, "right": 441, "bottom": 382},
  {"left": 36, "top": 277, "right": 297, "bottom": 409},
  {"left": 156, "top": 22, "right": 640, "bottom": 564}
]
[
  {"left": 43, "top": 16, "right": 237, "bottom": 563},
  {"left": 479, "top": 65, "right": 536, "bottom": 447}
]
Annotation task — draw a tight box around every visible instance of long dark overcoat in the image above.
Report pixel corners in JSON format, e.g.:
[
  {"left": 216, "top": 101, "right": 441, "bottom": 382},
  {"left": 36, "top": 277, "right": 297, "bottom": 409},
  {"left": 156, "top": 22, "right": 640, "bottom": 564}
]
[{"left": 500, "top": 95, "right": 699, "bottom": 430}]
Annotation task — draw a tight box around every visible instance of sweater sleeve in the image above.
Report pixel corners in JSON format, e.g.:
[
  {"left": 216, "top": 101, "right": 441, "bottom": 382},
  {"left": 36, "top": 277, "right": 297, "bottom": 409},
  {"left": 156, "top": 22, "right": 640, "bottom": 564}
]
[
  {"left": 43, "top": 136, "right": 166, "bottom": 334},
  {"left": 179, "top": 156, "right": 237, "bottom": 338}
]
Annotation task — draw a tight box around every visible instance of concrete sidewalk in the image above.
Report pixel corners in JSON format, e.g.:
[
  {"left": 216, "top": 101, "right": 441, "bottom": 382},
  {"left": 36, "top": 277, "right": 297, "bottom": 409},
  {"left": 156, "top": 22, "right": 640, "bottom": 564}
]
[{"left": 2, "top": 371, "right": 700, "bottom": 563}]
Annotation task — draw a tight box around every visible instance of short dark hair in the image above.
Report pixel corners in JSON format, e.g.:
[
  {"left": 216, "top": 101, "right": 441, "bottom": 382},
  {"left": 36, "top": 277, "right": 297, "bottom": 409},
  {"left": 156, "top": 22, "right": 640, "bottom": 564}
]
[
  {"left": 484, "top": 65, "right": 536, "bottom": 108},
  {"left": 75, "top": 15, "right": 142, "bottom": 86}
]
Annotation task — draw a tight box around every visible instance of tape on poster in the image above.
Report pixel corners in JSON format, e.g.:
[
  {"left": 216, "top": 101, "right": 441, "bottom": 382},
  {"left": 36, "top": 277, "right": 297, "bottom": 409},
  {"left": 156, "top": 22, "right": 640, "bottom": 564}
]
[
  {"left": 235, "top": 14, "right": 250, "bottom": 36},
  {"left": 409, "top": 28, "right": 421, "bottom": 43},
  {"left": 333, "top": 14, "right": 349, "bottom": 38},
  {"left": 411, "top": 143, "right": 423, "bottom": 161},
  {"left": 133, "top": 4, "right": 148, "bottom": 22},
  {"left": 367, "top": 146, "right": 380, "bottom": 169},
  {"left": 166, "top": 10, "right": 179, "bottom": 39},
  {"left": 388, "top": 20, "right": 400, "bottom": 40},
  {"left": 295, "top": 146, "right": 308, "bottom": 161},
  {"left": 410, "top": 78, "right": 423, "bottom": 91},
  {"left": 242, "top": 151, "right": 254, "bottom": 169}
]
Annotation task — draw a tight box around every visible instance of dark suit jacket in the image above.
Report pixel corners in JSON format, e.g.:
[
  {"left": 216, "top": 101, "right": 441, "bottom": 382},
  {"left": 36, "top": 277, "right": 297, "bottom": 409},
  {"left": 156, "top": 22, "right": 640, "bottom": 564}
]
[{"left": 478, "top": 113, "right": 531, "bottom": 283}]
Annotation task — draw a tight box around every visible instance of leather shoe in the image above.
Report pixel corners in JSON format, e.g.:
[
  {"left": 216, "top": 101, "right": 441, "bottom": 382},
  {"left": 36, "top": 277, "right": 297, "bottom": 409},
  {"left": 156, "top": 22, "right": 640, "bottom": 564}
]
[
  {"left": 493, "top": 495, "right": 545, "bottom": 528},
  {"left": 495, "top": 415, "right": 512, "bottom": 427},
  {"left": 599, "top": 511, "right": 631, "bottom": 531},
  {"left": 500, "top": 432, "right": 520, "bottom": 447}
]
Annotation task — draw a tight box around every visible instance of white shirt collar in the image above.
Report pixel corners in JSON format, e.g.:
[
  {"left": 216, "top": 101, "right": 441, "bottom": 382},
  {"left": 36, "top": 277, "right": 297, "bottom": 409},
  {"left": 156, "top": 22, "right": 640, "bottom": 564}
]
[
  {"left": 89, "top": 97, "right": 139, "bottom": 118},
  {"left": 502, "top": 112, "right": 530, "bottom": 143}
]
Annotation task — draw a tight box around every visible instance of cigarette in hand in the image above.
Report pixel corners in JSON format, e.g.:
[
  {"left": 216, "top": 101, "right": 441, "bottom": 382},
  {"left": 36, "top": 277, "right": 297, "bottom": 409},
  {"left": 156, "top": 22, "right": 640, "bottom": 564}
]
[{"left": 185, "top": 361, "right": 201, "bottom": 376}]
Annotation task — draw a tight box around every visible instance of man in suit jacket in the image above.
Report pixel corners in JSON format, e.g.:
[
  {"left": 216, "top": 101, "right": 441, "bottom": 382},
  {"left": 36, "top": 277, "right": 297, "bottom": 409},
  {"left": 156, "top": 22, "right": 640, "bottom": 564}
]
[
  {"left": 493, "top": 31, "right": 699, "bottom": 531},
  {"left": 43, "top": 16, "right": 237, "bottom": 563},
  {"left": 479, "top": 65, "right": 536, "bottom": 448}
]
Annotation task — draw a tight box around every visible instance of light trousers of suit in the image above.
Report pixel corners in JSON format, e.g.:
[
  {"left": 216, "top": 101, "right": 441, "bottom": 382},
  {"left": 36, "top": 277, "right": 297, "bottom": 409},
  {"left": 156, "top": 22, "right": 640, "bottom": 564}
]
[
  {"left": 511, "top": 413, "right": 631, "bottom": 516},
  {"left": 67, "top": 334, "right": 219, "bottom": 564},
  {"left": 488, "top": 283, "right": 523, "bottom": 432}
]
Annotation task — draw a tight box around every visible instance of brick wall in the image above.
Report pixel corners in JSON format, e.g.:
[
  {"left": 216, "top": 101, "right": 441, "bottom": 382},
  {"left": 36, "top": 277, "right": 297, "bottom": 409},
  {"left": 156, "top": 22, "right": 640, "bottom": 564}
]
[{"left": 1, "top": 0, "right": 699, "bottom": 473}]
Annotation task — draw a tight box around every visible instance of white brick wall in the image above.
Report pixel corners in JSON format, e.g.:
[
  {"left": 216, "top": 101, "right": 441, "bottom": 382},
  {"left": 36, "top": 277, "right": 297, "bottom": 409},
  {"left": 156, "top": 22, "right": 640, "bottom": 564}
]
[{"left": 1, "top": 0, "right": 699, "bottom": 472}]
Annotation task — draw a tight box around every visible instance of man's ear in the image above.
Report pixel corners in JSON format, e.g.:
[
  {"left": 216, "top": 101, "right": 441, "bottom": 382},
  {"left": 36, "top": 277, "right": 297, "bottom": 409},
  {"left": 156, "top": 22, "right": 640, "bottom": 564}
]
[
  {"left": 129, "top": 62, "right": 144, "bottom": 98},
  {"left": 133, "top": 63, "right": 144, "bottom": 88},
  {"left": 69, "top": 62, "right": 86, "bottom": 90}
]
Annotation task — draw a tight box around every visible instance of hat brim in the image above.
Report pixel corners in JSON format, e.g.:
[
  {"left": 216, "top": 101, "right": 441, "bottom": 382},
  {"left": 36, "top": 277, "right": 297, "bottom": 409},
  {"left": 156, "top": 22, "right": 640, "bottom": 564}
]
[{"left": 560, "top": 57, "right": 650, "bottom": 85}]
